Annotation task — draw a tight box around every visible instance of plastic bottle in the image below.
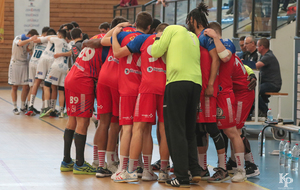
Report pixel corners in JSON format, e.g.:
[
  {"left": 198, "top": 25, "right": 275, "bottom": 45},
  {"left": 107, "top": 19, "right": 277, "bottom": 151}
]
[
  {"left": 284, "top": 141, "right": 292, "bottom": 167},
  {"left": 291, "top": 144, "right": 299, "bottom": 171},
  {"left": 267, "top": 108, "right": 273, "bottom": 122},
  {"left": 258, "top": 131, "right": 265, "bottom": 155},
  {"left": 279, "top": 139, "right": 285, "bottom": 166}
]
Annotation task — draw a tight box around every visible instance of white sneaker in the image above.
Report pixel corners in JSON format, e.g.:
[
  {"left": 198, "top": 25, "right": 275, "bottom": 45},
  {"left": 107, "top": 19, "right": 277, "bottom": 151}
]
[
  {"left": 114, "top": 170, "right": 138, "bottom": 183},
  {"left": 111, "top": 169, "right": 124, "bottom": 180},
  {"left": 231, "top": 168, "right": 247, "bottom": 182},
  {"left": 141, "top": 169, "right": 158, "bottom": 181},
  {"left": 158, "top": 170, "right": 169, "bottom": 183},
  {"left": 107, "top": 161, "right": 119, "bottom": 173},
  {"left": 58, "top": 111, "right": 65, "bottom": 118},
  {"left": 13, "top": 108, "right": 20, "bottom": 115}
]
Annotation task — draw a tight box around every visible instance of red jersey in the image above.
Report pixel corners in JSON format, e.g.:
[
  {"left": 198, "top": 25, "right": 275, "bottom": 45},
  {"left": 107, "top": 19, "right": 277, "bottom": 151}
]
[{"left": 232, "top": 55, "right": 251, "bottom": 92}]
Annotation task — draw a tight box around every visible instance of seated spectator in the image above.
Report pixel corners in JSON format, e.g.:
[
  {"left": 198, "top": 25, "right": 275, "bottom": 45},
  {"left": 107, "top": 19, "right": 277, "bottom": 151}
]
[
  {"left": 237, "top": 36, "right": 249, "bottom": 60},
  {"left": 243, "top": 35, "right": 260, "bottom": 69},
  {"left": 99, "top": 22, "right": 110, "bottom": 34},
  {"left": 120, "top": 0, "right": 138, "bottom": 7},
  {"left": 256, "top": 38, "right": 282, "bottom": 116}
]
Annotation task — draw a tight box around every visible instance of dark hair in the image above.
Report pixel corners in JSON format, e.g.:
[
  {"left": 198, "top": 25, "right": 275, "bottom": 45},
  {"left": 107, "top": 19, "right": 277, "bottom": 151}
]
[
  {"left": 155, "top": 23, "right": 169, "bottom": 33},
  {"left": 208, "top": 21, "right": 222, "bottom": 36},
  {"left": 46, "top": 28, "right": 56, "bottom": 36},
  {"left": 58, "top": 29, "right": 67, "bottom": 39},
  {"left": 258, "top": 38, "right": 269, "bottom": 49},
  {"left": 42, "top": 27, "right": 50, "bottom": 34},
  {"left": 111, "top": 16, "right": 128, "bottom": 28},
  {"left": 186, "top": 2, "right": 209, "bottom": 29},
  {"left": 71, "top": 21, "right": 79, "bottom": 28},
  {"left": 99, "top": 22, "right": 110, "bottom": 30},
  {"left": 150, "top": 19, "right": 161, "bottom": 31},
  {"left": 70, "top": 28, "right": 82, "bottom": 39},
  {"left": 65, "top": 23, "right": 74, "bottom": 31},
  {"left": 239, "top": 36, "right": 246, "bottom": 41},
  {"left": 66, "top": 32, "right": 72, "bottom": 40},
  {"left": 59, "top": 24, "right": 64, "bottom": 30},
  {"left": 135, "top": 11, "right": 153, "bottom": 31},
  {"left": 27, "top": 29, "right": 39, "bottom": 36}
]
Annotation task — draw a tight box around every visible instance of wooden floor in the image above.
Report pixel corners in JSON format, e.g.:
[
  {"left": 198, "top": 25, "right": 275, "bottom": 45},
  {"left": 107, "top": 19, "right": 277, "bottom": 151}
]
[{"left": 0, "top": 88, "right": 268, "bottom": 190}]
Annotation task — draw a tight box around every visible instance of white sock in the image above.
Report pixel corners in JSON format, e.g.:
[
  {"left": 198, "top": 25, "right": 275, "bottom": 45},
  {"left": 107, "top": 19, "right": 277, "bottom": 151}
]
[
  {"left": 235, "top": 153, "right": 245, "bottom": 169},
  {"left": 93, "top": 145, "right": 98, "bottom": 163},
  {"left": 29, "top": 94, "right": 35, "bottom": 107},
  {"left": 138, "top": 154, "right": 144, "bottom": 168},
  {"left": 97, "top": 150, "right": 106, "bottom": 167},
  {"left": 218, "top": 153, "right": 226, "bottom": 170},
  {"left": 245, "top": 152, "right": 255, "bottom": 163},
  {"left": 143, "top": 154, "right": 152, "bottom": 171},
  {"left": 59, "top": 106, "right": 64, "bottom": 113},
  {"left": 114, "top": 144, "right": 119, "bottom": 162},
  {"left": 21, "top": 101, "right": 26, "bottom": 109},
  {"left": 51, "top": 99, "right": 56, "bottom": 110},
  {"left": 106, "top": 151, "right": 115, "bottom": 166},
  {"left": 119, "top": 155, "right": 129, "bottom": 171},
  {"left": 44, "top": 100, "right": 49, "bottom": 108},
  {"left": 42, "top": 101, "right": 45, "bottom": 109},
  {"left": 198, "top": 153, "right": 207, "bottom": 170},
  {"left": 13, "top": 101, "right": 17, "bottom": 109},
  {"left": 128, "top": 159, "right": 139, "bottom": 172}
]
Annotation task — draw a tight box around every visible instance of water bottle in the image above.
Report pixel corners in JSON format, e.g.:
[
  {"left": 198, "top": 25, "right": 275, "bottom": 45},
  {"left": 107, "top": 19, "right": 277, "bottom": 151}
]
[
  {"left": 279, "top": 139, "right": 285, "bottom": 166},
  {"left": 258, "top": 131, "right": 265, "bottom": 155},
  {"left": 284, "top": 141, "right": 292, "bottom": 167},
  {"left": 267, "top": 108, "right": 273, "bottom": 122},
  {"left": 291, "top": 144, "right": 299, "bottom": 171}
]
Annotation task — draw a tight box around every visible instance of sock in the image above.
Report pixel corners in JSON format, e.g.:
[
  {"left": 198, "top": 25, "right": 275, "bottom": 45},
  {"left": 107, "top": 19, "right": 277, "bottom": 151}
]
[
  {"left": 51, "top": 99, "right": 56, "bottom": 110},
  {"left": 245, "top": 152, "right": 255, "bottom": 163},
  {"left": 198, "top": 153, "right": 207, "bottom": 170},
  {"left": 60, "top": 106, "right": 64, "bottom": 113},
  {"left": 106, "top": 151, "right": 115, "bottom": 166},
  {"left": 29, "top": 94, "right": 35, "bottom": 107},
  {"left": 138, "top": 154, "right": 144, "bottom": 168},
  {"left": 97, "top": 150, "right": 106, "bottom": 167},
  {"left": 235, "top": 153, "right": 245, "bottom": 169},
  {"left": 218, "top": 153, "right": 226, "bottom": 170},
  {"left": 93, "top": 145, "right": 98, "bottom": 163},
  {"left": 74, "top": 133, "right": 87, "bottom": 166},
  {"left": 63, "top": 128, "right": 75, "bottom": 163},
  {"left": 13, "top": 102, "right": 17, "bottom": 109},
  {"left": 21, "top": 101, "right": 26, "bottom": 109},
  {"left": 128, "top": 159, "right": 139, "bottom": 172},
  {"left": 114, "top": 144, "right": 119, "bottom": 162},
  {"left": 160, "top": 160, "right": 169, "bottom": 172},
  {"left": 42, "top": 101, "right": 45, "bottom": 109},
  {"left": 119, "top": 155, "right": 129, "bottom": 171},
  {"left": 45, "top": 100, "right": 49, "bottom": 108},
  {"left": 143, "top": 154, "right": 152, "bottom": 171}
]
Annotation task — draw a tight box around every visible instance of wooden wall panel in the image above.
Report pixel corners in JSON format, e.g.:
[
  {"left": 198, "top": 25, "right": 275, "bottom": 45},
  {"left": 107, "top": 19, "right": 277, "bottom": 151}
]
[{"left": 0, "top": 0, "right": 149, "bottom": 86}]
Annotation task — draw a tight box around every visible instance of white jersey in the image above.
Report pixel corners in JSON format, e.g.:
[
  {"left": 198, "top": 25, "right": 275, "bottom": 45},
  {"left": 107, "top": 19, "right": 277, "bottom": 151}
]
[
  {"left": 50, "top": 37, "right": 70, "bottom": 71},
  {"left": 29, "top": 39, "right": 48, "bottom": 65},
  {"left": 10, "top": 35, "right": 30, "bottom": 65},
  {"left": 40, "top": 36, "right": 55, "bottom": 58}
]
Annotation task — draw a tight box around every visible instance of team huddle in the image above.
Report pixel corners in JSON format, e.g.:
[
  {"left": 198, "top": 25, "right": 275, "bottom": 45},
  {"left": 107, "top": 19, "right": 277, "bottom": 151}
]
[{"left": 9, "top": 2, "right": 261, "bottom": 188}]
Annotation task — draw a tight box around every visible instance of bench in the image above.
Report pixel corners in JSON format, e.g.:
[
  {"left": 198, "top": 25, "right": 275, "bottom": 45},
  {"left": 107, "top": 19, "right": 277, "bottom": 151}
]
[
  {"left": 265, "top": 92, "right": 288, "bottom": 121},
  {"left": 260, "top": 120, "right": 300, "bottom": 156}
]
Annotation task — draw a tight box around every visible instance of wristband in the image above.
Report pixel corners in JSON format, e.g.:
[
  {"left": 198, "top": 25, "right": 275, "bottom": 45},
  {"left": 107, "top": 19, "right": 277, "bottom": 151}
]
[
  {"left": 155, "top": 37, "right": 160, "bottom": 40},
  {"left": 217, "top": 49, "right": 229, "bottom": 59},
  {"left": 249, "top": 74, "right": 257, "bottom": 80}
]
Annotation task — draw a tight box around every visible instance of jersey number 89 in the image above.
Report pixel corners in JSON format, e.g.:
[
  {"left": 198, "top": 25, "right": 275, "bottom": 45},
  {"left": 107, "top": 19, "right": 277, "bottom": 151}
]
[{"left": 70, "top": 96, "right": 79, "bottom": 104}]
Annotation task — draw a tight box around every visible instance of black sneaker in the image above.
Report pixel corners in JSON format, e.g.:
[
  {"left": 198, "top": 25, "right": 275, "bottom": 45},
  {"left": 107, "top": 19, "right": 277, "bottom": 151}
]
[
  {"left": 25, "top": 106, "right": 36, "bottom": 116},
  {"left": 207, "top": 167, "right": 231, "bottom": 183},
  {"left": 40, "top": 107, "right": 53, "bottom": 118},
  {"left": 32, "top": 107, "right": 40, "bottom": 114},
  {"left": 226, "top": 157, "right": 237, "bottom": 174},
  {"left": 200, "top": 167, "right": 210, "bottom": 181},
  {"left": 137, "top": 166, "right": 143, "bottom": 178},
  {"left": 20, "top": 104, "right": 28, "bottom": 113},
  {"left": 151, "top": 159, "right": 161, "bottom": 170},
  {"left": 13, "top": 108, "right": 20, "bottom": 115},
  {"left": 165, "top": 178, "right": 190, "bottom": 188},
  {"left": 245, "top": 161, "right": 260, "bottom": 177},
  {"left": 50, "top": 109, "right": 59, "bottom": 117},
  {"left": 96, "top": 167, "right": 112, "bottom": 178}
]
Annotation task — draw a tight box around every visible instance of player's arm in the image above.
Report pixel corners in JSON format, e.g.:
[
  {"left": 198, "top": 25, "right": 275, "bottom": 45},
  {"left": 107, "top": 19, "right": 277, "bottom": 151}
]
[
  {"left": 151, "top": 27, "right": 172, "bottom": 58},
  {"left": 206, "top": 48, "right": 220, "bottom": 97},
  {"left": 112, "top": 26, "right": 131, "bottom": 58},
  {"left": 101, "top": 22, "right": 132, "bottom": 46},
  {"left": 54, "top": 50, "right": 72, "bottom": 59},
  {"left": 82, "top": 38, "right": 102, "bottom": 49},
  {"left": 18, "top": 35, "right": 37, "bottom": 47},
  {"left": 245, "top": 64, "right": 257, "bottom": 90},
  {"left": 256, "top": 61, "right": 265, "bottom": 69},
  {"left": 244, "top": 64, "right": 254, "bottom": 75},
  {"left": 204, "top": 29, "right": 232, "bottom": 62}
]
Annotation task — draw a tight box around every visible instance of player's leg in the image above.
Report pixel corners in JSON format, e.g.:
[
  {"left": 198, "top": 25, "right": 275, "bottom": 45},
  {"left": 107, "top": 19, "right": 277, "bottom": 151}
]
[
  {"left": 26, "top": 78, "right": 42, "bottom": 116},
  {"left": 106, "top": 121, "right": 121, "bottom": 173},
  {"left": 58, "top": 86, "right": 65, "bottom": 118},
  {"left": 11, "top": 85, "right": 20, "bottom": 115},
  {"left": 20, "top": 84, "right": 29, "bottom": 112},
  {"left": 196, "top": 123, "right": 210, "bottom": 180}
]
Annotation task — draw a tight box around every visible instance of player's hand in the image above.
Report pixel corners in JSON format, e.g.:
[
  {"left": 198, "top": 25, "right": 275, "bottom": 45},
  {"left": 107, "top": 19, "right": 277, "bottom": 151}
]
[
  {"left": 117, "top": 22, "right": 132, "bottom": 28},
  {"left": 30, "top": 35, "right": 38, "bottom": 41},
  {"left": 82, "top": 39, "right": 89, "bottom": 48},
  {"left": 247, "top": 76, "right": 257, "bottom": 90},
  {"left": 205, "top": 85, "right": 214, "bottom": 97},
  {"left": 113, "top": 26, "right": 123, "bottom": 35},
  {"left": 156, "top": 32, "right": 163, "bottom": 38},
  {"left": 54, "top": 53, "right": 60, "bottom": 58},
  {"left": 204, "top": 28, "right": 218, "bottom": 39},
  {"left": 156, "top": 0, "right": 166, "bottom": 7},
  {"left": 125, "top": 2, "right": 129, "bottom": 6}
]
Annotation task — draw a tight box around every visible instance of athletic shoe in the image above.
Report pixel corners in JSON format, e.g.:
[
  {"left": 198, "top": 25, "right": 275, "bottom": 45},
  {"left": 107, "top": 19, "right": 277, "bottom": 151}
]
[
  {"left": 73, "top": 161, "right": 96, "bottom": 175},
  {"left": 58, "top": 111, "right": 65, "bottom": 118},
  {"left": 151, "top": 159, "right": 161, "bottom": 170},
  {"left": 60, "top": 160, "right": 74, "bottom": 172},
  {"left": 137, "top": 166, "right": 143, "bottom": 178},
  {"left": 25, "top": 106, "right": 36, "bottom": 116},
  {"left": 226, "top": 157, "right": 237, "bottom": 174},
  {"left": 165, "top": 178, "right": 190, "bottom": 188},
  {"left": 190, "top": 175, "right": 202, "bottom": 183},
  {"left": 40, "top": 107, "right": 52, "bottom": 118},
  {"left": 141, "top": 169, "right": 158, "bottom": 181},
  {"left": 96, "top": 167, "right": 112, "bottom": 178},
  {"left": 207, "top": 167, "right": 231, "bottom": 183},
  {"left": 200, "top": 167, "right": 210, "bottom": 181},
  {"left": 49, "top": 110, "right": 58, "bottom": 117},
  {"left": 158, "top": 170, "right": 169, "bottom": 183},
  {"left": 111, "top": 169, "right": 123, "bottom": 180},
  {"left": 32, "top": 107, "right": 40, "bottom": 114},
  {"left": 20, "top": 104, "right": 28, "bottom": 113},
  {"left": 13, "top": 108, "right": 20, "bottom": 115},
  {"left": 114, "top": 170, "right": 139, "bottom": 183},
  {"left": 245, "top": 161, "right": 260, "bottom": 177},
  {"left": 231, "top": 168, "right": 247, "bottom": 182},
  {"left": 107, "top": 161, "right": 119, "bottom": 174}
]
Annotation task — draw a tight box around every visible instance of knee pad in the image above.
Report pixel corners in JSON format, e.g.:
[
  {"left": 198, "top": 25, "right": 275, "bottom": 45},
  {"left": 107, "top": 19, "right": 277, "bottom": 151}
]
[
  {"left": 204, "top": 123, "right": 225, "bottom": 150},
  {"left": 243, "top": 136, "right": 251, "bottom": 154},
  {"left": 220, "top": 129, "right": 229, "bottom": 154},
  {"left": 44, "top": 81, "right": 51, "bottom": 87},
  {"left": 196, "top": 123, "right": 208, "bottom": 147},
  {"left": 58, "top": 86, "right": 65, "bottom": 91}
]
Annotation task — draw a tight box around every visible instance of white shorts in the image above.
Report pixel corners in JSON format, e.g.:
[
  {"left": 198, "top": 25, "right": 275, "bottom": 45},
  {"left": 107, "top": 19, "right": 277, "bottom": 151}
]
[
  {"left": 36, "top": 56, "right": 54, "bottom": 80},
  {"left": 28, "top": 61, "right": 44, "bottom": 87},
  {"left": 8, "top": 62, "right": 29, "bottom": 85},
  {"left": 45, "top": 63, "right": 67, "bottom": 87}
]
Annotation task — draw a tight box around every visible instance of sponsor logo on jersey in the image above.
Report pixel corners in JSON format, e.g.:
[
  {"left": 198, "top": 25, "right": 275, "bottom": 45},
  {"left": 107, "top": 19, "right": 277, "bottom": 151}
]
[
  {"left": 124, "top": 68, "right": 142, "bottom": 75},
  {"left": 147, "top": 66, "right": 166, "bottom": 73},
  {"left": 37, "top": 71, "right": 43, "bottom": 75},
  {"left": 107, "top": 56, "right": 119, "bottom": 64},
  {"left": 216, "top": 107, "right": 225, "bottom": 119},
  {"left": 71, "top": 105, "right": 76, "bottom": 113},
  {"left": 49, "top": 76, "right": 58, "bottom": 81},
  {"left": 142, "top": 114, "right": 153, "bottom": 118}
]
